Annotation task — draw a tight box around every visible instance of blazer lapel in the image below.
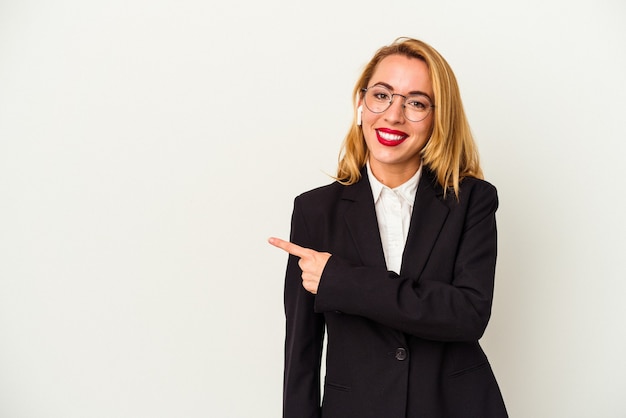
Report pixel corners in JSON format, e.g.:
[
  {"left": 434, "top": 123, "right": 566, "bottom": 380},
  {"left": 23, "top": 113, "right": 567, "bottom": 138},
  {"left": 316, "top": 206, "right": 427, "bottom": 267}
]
[
  {"left": 341, "top": 171, "right": 387, "bottom": 269},
  {"left": 400, "top": 168, "right": 450, "bottom": 280}
]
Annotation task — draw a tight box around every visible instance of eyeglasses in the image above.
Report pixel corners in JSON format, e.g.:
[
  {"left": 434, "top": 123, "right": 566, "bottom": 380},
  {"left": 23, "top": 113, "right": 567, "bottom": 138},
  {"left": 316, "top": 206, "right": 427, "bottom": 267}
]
[{"left": 361, "top": 85, "right": 434, "bottom": 122}]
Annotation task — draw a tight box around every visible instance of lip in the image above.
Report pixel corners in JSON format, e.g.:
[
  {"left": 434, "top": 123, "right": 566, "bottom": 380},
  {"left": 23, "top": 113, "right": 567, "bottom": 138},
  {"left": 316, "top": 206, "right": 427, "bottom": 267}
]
[{"left": 375, "top": 128, "right": 408, "bottom": 147}]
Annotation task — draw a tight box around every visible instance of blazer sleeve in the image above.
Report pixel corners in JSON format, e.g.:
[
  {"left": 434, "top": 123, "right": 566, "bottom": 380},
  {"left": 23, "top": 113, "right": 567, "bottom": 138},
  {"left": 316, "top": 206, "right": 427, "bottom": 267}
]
[
  {"left": 283, "top": 198, "right": 325, "bottom": 418},
  {"left": 314, "top": 182, "right": 498, "bottom": 342}
]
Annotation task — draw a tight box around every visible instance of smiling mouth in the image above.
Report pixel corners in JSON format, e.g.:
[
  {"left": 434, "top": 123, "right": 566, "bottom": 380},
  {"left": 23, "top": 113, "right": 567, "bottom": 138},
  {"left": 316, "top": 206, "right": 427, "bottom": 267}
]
[{"left": 376, "top": 129, "right": 408, "bottom": 146}]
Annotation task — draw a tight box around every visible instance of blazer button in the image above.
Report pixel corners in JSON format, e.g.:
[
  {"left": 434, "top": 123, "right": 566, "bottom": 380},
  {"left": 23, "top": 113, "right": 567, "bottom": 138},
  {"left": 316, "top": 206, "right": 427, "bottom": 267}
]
[{"left": 395, "top": 348, "right": 407, "bottom": 361}]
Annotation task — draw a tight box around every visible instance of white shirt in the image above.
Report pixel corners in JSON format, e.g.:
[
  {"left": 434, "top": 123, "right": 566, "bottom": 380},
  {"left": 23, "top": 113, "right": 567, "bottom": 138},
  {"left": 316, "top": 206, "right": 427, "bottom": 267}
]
[{"left": 367, "top": 163, "right": 422, "bottom": 274}]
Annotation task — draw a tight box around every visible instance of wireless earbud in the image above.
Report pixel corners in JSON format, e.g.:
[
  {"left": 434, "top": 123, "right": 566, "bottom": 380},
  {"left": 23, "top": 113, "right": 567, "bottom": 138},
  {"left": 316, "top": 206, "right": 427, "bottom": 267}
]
[{"left": 356, "top": 105, "right": 363, "bottom": 126}]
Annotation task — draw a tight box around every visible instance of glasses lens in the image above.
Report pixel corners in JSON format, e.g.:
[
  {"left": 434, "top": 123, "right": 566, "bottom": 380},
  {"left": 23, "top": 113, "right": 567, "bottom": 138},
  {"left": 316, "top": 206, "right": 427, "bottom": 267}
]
[
  {"left": 364, "top": 86, "right": 392, "bottom": 113},
  {"left": 403, "top": 94, "right": 433, "bottom": 122}
]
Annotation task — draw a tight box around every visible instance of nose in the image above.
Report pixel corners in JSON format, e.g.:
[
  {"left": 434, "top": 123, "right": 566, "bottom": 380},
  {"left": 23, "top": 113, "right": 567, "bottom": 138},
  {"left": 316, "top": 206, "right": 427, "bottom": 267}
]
[{"left": 384, "top": 95, "right": 405, "bottom": 123}]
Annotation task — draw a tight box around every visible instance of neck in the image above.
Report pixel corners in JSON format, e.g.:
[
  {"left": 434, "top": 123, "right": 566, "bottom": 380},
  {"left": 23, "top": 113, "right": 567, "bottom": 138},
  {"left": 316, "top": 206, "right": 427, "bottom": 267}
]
[{"left": 368, "top": 160, "right": 421, "bottom": 188}]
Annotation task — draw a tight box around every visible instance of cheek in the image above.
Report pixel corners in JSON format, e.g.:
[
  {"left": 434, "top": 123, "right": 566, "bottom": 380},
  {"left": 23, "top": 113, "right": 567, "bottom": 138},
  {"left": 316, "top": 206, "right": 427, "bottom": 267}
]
[
  {"left": 426, "top": 115, "right": 435, "bottom": 134},
  {"left": 361, "top": 111, "right": 373, "bottom": 126},
  {"left": 417, "top": 118, "right": 434, "bottom": 139},
  {"left": 361, "top": 105, "right": 381, "bottom": 124}
]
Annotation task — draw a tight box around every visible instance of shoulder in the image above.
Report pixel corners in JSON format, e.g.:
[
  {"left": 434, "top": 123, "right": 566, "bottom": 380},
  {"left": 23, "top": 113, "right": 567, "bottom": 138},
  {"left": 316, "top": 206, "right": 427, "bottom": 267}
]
[
  {"left": 295, "top": 166, "right": 369, "bottom": 204},
  {"left": 455, "top": 177, "right": 499, "bottom": 225},
  {"left": 422, "top": 167, "right": 497, "bottom": 208},
  {"left": 459, "top": 177, "right": 498, "bottom": 202},
  {"left": 294, "top": 180, "right": 346, "bottom": 208},
  {"left": 288, "top": 181, "right": 351, "bottom": 247},
  {"left": 291, "top": 179, "right": 361, "bottom": 226}
]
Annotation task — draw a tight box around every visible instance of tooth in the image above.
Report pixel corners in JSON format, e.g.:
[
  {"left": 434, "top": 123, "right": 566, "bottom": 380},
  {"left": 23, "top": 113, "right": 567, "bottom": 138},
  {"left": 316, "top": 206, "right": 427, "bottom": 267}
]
[{"left": 380, "top": 131, "right": 403, "bottom": 140}]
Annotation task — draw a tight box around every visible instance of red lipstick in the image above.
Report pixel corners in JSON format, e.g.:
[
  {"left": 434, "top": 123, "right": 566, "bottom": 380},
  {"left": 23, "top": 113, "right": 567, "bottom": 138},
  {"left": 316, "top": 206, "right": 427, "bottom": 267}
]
[{"left": 375, "top": 128, "right": 408, "bottom": 147}]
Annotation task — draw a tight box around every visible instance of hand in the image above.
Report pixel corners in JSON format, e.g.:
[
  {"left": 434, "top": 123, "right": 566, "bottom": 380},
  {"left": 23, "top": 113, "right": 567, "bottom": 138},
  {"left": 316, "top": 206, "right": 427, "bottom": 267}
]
[{"left": 268, "top": 237, "right": 331, "bottom": 294}]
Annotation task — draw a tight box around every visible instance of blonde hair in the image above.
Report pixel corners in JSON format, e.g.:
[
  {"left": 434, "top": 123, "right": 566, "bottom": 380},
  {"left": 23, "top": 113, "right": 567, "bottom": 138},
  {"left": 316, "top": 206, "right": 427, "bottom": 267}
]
[{"left": 336, "top": 37, "right": 483, "bottom": 198}]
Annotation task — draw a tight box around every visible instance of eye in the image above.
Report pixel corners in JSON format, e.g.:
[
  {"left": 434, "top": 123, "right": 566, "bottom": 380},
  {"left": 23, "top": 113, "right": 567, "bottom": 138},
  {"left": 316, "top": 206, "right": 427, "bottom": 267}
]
[
  {"left": 406, "top": 96, "right": 431, "bottom": 111},
  {"left": 368, "top": 86, "right": 392, "bottom": 102},
  {"left": 372, "top": 91, "right": 390, "bottom": 101}
]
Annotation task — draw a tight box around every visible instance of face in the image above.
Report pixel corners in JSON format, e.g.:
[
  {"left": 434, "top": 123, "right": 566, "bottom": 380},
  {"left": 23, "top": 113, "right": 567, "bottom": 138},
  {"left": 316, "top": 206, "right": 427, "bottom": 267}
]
[{"left": 360, "top": 54, "right": 434, "bottom": 186}]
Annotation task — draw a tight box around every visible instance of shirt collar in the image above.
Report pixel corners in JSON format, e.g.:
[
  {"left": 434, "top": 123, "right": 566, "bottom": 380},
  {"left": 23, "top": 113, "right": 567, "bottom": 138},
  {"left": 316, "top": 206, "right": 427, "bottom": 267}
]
[{"left": 366, "top": 162, "right": 422, "bottom": 206}]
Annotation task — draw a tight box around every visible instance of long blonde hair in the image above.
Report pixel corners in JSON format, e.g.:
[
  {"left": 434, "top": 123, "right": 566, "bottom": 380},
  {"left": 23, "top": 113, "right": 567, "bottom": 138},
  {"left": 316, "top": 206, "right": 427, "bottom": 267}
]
[{"left": 336, "top": 37, "right": 483, "bottom": 198}]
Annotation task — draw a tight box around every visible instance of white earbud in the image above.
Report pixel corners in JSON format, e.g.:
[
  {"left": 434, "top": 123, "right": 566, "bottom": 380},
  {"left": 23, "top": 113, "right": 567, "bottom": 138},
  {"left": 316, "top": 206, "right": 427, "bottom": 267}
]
[{"left": 356, "top": 105, "right": 363, "bottom": 126}]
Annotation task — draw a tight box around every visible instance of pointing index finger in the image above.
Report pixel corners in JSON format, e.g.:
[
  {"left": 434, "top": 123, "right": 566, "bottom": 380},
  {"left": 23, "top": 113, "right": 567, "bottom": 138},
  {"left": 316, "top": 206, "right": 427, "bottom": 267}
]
[{"left": 268, "top": 237, "right": 309, "bottom": 258}]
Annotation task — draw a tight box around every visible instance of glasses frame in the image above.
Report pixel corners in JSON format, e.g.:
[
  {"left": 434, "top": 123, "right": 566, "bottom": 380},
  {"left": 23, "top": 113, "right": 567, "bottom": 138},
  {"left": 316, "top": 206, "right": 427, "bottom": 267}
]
[{"left": 361, "top": 86, "right": 435, "bottom": 122}]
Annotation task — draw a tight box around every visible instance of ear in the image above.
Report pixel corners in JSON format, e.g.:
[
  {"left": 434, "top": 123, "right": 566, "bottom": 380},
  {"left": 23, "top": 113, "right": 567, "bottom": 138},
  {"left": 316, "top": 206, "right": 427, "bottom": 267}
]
[{"left": 356, "top": 105, "right": 363, "bottom": 126}]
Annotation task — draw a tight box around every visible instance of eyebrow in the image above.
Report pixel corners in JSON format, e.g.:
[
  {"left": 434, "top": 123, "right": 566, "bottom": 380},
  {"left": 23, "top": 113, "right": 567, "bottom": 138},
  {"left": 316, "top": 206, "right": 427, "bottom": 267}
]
[{"left": 371, "top": 82, "right": 433, "bottom": 101}]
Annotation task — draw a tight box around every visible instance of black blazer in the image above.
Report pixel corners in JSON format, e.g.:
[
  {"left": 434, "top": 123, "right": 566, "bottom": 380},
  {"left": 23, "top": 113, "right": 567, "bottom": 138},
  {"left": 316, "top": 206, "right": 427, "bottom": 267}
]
[{"left": 283, "top": 167, "right": 507, "bottom": 418}]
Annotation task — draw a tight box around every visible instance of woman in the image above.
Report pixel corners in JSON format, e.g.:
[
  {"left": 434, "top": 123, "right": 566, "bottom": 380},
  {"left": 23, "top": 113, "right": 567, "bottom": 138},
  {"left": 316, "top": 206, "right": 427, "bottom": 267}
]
[{"left": 269, "top": 37, "right": 508, "bottom": 418}]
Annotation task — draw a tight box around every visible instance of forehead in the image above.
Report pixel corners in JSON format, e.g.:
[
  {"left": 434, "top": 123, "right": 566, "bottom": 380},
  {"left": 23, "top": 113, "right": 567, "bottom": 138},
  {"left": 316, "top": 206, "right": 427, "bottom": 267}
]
[{"left": 370, "top": 54, "right": 433, "bottom": 96}]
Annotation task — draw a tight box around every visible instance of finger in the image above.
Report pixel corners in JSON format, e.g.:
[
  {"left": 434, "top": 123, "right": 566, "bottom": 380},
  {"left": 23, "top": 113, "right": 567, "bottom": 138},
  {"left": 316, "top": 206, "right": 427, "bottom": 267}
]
[{"left": 268, "top": 237, "right": 309, "bottom": 258}]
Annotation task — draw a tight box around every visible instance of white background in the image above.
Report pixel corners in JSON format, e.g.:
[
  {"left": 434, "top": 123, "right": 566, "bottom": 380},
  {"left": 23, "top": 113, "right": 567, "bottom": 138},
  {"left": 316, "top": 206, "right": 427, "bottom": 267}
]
[{"left": 1, "top": 0, "right": 625, "bottom": 417}]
